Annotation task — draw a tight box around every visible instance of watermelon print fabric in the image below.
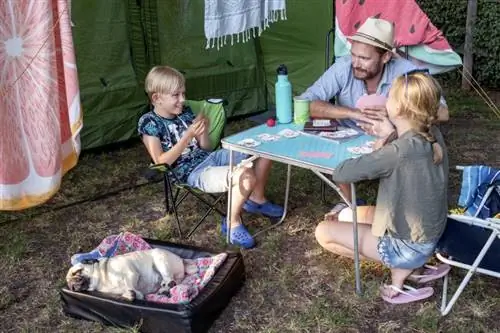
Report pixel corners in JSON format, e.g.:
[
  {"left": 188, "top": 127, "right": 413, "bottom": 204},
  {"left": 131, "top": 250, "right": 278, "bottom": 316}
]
[{"left": 334, "top": 0, "right": 462, "bottom": 74}]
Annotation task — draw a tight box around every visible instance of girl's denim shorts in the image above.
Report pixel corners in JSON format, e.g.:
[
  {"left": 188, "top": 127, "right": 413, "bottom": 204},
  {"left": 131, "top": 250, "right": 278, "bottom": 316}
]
[{"left": 377, "top": 235, "right": 437, "bottom": 270}]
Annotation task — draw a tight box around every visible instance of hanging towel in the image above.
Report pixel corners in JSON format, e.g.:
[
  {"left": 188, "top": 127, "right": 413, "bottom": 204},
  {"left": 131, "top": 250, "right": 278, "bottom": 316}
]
[
  {"left": 458, "top": 165, "right": 500, "bottom": 219},
  {"left": 204, "top": 0, "right": 286, "bottom": 50}
]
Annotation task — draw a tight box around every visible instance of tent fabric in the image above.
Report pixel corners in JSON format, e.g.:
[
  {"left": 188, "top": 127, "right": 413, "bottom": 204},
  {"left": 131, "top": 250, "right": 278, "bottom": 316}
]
[
  {"left": 147, "top": 0, "right": 267, "bottom": 118},
  {"left": 334, "top": 0, "right": 462, "bottom": 74},
  {"left": 73, "top": 0, "right": 267, "bottom": 149},
  {"left": 259, "top": 1, "right": 334, "bottom": 102},
  {"left": 71, "top": 0, "right": 147, "bottom": 149},
  {"left": 0, "top": 0, "right": 82, "bottom": 210}
]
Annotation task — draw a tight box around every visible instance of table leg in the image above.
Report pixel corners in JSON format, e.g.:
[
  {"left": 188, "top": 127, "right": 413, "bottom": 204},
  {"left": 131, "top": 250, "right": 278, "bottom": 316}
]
[
  {"left": 351, "top": 183, "right": 362, "bottom": 295},
  {"left": 312, "top": 171, "right": 362, "bottom": 295},
  {"left": 253, "top": 164, "right": 291, "bottom": 237},
  {"left": 226, "top": 149, "right": 234, "bottom": 244}
]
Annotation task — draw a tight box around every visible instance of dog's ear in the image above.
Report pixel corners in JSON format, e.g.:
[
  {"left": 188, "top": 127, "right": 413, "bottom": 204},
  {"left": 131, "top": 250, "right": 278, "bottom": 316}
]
[
  {"left": 66, "top": 264, "right": 90, "bottom": 292},
  {"left": 69, "top": 263, "right": 84, "bottom": 276}
]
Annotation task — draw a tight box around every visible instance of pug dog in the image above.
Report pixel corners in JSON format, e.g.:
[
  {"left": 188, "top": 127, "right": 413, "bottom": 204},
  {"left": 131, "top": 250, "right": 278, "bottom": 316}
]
[{"left": 66, "top": 248, "right": 193, "bottom": 301}]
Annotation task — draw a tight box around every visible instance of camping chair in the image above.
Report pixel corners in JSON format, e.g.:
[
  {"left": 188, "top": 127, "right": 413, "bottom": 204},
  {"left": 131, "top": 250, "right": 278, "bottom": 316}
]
[
  {"left": 146, "top": 99, "right": 227, "bottom": 239},
  {"left": 435, "top": 165, "right": 500, "bottom": 315}
]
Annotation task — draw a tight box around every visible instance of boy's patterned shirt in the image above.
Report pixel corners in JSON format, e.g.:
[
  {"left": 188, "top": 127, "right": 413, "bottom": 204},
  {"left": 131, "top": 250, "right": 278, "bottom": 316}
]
[{"left": 138, "top": 106, "right": 209, "bottom": 182}]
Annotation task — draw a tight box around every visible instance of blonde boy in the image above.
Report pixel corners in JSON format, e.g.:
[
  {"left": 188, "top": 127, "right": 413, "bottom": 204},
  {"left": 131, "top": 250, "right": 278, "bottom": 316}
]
[{"left": 138, "top": 66, "right": 283, "bottom": 248}]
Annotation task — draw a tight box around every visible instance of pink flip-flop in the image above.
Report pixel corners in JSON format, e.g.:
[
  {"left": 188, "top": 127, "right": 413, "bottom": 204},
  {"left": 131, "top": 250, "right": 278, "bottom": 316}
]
[
  {"left": 380, "top": 284, "right": 434, "bottom": 304},
  {"left": 410, "top": 264, "right": 451, "bottom": 284}
]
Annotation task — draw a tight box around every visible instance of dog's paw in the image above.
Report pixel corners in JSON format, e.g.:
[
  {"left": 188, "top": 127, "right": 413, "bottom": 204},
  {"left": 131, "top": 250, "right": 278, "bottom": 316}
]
[
  {"left": 158, "top": 287, "right": 171, "bottom": 298},
  {"left": 121, "top": 290, "right": 136, "bottom": 302},
  {"left": 185, "top": 263, "right": 198, "bottom": 275}
]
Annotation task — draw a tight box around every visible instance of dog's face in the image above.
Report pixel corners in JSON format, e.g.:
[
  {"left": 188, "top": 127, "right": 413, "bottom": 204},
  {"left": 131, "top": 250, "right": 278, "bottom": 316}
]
[{"left": 66, "top": 263, "right": 91, "bottom": 292}]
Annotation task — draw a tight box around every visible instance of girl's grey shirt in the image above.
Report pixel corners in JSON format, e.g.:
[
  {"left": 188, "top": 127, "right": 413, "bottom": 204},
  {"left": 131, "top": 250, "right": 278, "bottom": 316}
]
[{"left": 332, "top": 127, "right": 448, "bottom": 242}]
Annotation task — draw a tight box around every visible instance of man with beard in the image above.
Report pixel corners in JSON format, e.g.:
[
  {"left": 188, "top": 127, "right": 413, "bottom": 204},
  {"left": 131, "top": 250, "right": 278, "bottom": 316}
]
[
  {"left": 300, "top": 17, "right": 449, "bottom": 125},
  {"left": 300, "top": 17, "right": 449, "bottom": 217}
]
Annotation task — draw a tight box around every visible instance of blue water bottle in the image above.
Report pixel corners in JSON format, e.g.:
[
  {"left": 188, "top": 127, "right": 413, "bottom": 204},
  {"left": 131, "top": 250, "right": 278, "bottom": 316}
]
[{"left": 275, "top": 64, "right": 292, "bottom": 124}]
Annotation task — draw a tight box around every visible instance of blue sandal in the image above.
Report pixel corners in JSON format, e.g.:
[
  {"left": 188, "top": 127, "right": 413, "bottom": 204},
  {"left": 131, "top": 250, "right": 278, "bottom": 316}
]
[
  {"left": 242, "top": 199, "right": 284, "bottom": 218},
  {"left": 221, "top": 217, "right": 255, "bottom": 249}
]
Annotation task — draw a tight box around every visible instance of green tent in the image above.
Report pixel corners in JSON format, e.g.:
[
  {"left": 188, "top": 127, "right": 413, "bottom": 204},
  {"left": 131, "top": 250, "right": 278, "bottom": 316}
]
[{"left": 71, "top": 0, "right": 334, "bottom": 149}]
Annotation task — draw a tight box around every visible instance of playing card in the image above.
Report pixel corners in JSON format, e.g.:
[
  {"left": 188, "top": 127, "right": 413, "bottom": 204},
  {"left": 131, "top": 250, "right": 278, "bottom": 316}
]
[
  {"left": 364, "top": 140, "right": 375, "bottom": 147},
  {"left": 347, "top": 147, "right": 362, "bottom": 154},
  {"left": 257, "top": 133, "right": 280, "bottom": 142},
  {"left": 237, "top": 138, "right": 261, "bottom": 147},
  {"left": 312, "top": 119, "right": 331, "bottom": 127},
  {"left": 360, "top": 146, "right": 373, "bottom": 154},
  {"left": 278, "top": 129, "right": 299, "bottom": 138}
]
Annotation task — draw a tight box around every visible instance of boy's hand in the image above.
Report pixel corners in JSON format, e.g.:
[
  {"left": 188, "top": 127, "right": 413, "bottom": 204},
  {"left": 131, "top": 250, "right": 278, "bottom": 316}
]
[
  {"left": 193, "top": 114, "right": 208, "bottom": 134},
  {"left": 186, "top": 121, "right": 204, "bottom": 139}
]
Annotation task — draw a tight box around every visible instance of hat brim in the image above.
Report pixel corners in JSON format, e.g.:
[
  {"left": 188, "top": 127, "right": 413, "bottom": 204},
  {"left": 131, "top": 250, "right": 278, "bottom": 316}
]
[{"left": 347, "top": 35, "right": 393, "bottom": 52}]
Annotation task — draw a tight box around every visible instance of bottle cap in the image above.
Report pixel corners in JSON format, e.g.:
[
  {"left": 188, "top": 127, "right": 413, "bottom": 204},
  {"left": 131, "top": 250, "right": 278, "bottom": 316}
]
[{"left": 277, "top": 64, "right": 288, "bottom": 75}]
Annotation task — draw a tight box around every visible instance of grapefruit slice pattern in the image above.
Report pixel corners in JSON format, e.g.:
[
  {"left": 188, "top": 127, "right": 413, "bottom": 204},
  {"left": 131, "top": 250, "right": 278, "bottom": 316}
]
[{"left": 0, "top": 0, "right": 82, "bottom": 210}]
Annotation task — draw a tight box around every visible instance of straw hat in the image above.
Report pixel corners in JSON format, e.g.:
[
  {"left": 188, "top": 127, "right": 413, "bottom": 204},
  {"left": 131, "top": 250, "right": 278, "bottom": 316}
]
[{"left": 348, "top": 17, "right": 394, "bottom": 52}]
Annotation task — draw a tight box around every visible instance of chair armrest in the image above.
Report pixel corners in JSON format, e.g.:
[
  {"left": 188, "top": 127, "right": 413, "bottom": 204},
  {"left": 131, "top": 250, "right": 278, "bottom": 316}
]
[
  {"left": 149, "top": 162, "right": 172, "bottom": 173},
  {"left": 148, "top": 162, "right": 185, "bottom": 184}
]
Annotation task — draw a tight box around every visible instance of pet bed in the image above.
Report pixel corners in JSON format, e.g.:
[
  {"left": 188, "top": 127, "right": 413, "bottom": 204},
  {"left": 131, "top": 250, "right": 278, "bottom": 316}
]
[{"left": 60, "top": 237, "right": 245, "bottom": 333}]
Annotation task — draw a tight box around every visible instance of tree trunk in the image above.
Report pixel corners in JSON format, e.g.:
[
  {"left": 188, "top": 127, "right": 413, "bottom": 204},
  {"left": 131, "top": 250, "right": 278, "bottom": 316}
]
[{"left": 462, "top": 0, "right": 478, "bottom": 90}]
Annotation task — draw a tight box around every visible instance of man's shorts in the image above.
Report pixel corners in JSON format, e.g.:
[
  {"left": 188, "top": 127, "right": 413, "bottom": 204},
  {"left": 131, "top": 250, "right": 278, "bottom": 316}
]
[{"left": 186, "top": 149, "right": 248, "bottom": 193}]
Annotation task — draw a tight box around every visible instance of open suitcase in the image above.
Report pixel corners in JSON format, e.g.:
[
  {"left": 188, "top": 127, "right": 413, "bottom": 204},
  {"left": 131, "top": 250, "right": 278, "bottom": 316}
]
[{"left": 60, "top": 238, "right": 245, "bottom": 333}]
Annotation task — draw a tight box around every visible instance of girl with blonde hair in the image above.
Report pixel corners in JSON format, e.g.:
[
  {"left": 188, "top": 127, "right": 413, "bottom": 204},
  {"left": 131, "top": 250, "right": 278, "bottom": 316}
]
[{"left": 315, "top": 70, "right": 449, "bottom": 304}]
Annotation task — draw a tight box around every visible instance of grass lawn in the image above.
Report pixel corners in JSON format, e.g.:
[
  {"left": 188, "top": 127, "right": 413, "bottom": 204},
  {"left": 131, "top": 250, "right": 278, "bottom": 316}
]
[{"left": 0, "top": 87, "right": 499, "bottom": 333}]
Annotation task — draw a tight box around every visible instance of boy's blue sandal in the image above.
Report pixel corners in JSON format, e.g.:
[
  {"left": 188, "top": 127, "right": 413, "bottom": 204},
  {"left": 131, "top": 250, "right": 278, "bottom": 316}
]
[
  {"left": 243, "top": 199, "right": 284, "bottom": 218},
  {"left": 221, "top": 217, "right": 255, "bottom": 249}
]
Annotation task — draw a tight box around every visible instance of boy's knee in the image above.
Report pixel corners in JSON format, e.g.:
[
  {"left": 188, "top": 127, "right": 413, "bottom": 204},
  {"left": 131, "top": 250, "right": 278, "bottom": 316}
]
[{"left": 234, "top": 167, "right": 256, "bottom": 189}]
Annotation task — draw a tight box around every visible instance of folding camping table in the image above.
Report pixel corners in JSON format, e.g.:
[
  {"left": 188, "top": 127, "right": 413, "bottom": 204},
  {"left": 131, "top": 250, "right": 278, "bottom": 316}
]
[{"left": 221, "top": 123, "right": 376, "bottom": 295}]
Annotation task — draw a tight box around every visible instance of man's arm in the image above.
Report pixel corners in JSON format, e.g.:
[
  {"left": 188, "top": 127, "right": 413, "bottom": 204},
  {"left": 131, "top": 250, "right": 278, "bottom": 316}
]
[
  {"left": 310, "top": 100, "right": 361, "bottom": 120},
  {"left": 300, "top": 56, "right": 354, "bottom": 119}
]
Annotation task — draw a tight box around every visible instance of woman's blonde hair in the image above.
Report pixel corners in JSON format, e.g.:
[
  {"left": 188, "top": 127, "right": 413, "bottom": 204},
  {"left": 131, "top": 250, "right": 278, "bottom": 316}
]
[
  {"left": 144, "top": 66, "right": 185, "bottom": 100},
  {"left": 389, "top": 72, "right": 444, "bottom": 164}
]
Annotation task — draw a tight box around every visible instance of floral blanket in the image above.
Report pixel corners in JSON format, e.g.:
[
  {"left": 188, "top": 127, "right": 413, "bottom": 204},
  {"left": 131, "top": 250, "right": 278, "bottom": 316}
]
[{"left": 70, "top": 232, "right": 227, "bottom": 304}]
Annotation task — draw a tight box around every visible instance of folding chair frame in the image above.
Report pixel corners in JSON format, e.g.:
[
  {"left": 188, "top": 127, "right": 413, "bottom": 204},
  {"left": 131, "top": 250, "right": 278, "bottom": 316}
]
[
  {"left": 152, "top": 163, "right": 226, "bottom": 239},
  {"left": 437, "top": 214, "right": 500, "bottom": 316}
]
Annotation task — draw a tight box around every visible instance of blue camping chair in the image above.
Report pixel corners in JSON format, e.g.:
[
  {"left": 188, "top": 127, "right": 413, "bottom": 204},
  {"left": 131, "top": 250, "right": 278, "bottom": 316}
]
[{"left": 436, "top": 165, "right": 500, "bottom": 315}]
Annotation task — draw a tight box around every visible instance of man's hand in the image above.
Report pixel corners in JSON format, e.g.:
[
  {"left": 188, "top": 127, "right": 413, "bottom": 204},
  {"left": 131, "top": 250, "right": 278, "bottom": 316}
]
[
  {"left": 370, "top": 116, "right": 395, "bottom": 138},
  {"left": 361, "top": 105, "right": 388, "bottom": 120}
]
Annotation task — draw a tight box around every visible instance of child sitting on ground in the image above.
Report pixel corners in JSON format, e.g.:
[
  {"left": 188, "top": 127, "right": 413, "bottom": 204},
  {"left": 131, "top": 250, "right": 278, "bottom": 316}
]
[
  {"left": 138, "top": 66, "right": 283, "bottom": 249},
  {"left": 315, "top": 70, "right": 448, "bottom": 304}
]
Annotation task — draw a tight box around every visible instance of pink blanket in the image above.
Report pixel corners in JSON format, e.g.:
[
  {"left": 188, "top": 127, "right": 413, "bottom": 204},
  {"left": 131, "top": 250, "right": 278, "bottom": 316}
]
[{"left": 87, "top": 232, "right": 227, "bottom": 304}]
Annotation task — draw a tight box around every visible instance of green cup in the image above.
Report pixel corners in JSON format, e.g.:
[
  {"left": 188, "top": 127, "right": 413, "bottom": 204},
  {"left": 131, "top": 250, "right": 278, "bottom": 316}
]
[{"left": 293, "top": 97, "right": 310, "bottom": 124}]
